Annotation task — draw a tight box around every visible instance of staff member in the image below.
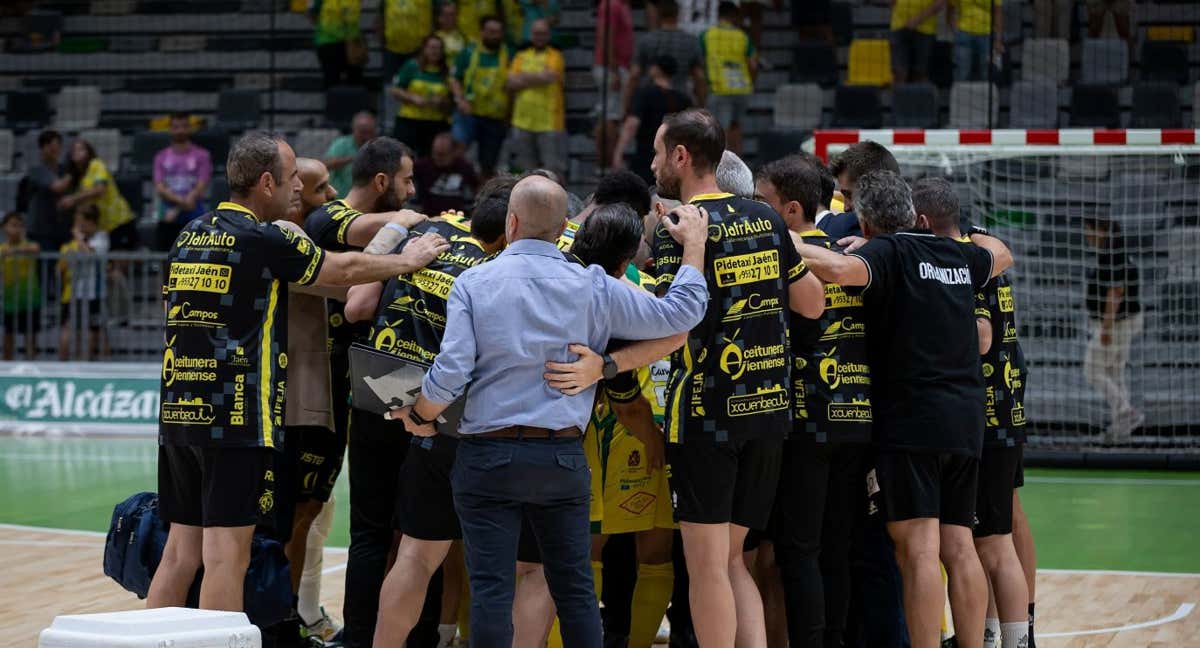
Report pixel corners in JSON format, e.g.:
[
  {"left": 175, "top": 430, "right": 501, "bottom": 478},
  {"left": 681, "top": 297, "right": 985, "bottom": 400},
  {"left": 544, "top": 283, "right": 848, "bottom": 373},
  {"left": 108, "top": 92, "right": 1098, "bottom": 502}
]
[
  {"left": 396, "top": 174, "right": 711, "bottom": 648},
  {"left": 795, "top": 170, "right": 1013, "bottom": 648},
  {"left": 146, "top": 132, "right": 450, "bottom": 614}
]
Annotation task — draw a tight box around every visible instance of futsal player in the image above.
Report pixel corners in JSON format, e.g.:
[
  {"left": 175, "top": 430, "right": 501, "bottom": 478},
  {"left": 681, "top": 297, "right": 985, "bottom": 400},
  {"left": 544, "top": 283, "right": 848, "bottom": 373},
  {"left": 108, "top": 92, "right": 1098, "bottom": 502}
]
[
  {"left": 650, "top": 108, "right": 825, "bottom": 647},
  {"left": 754, "top": 155, "right": 873, "bottom": 648},
  {"left": 913, "top": 177, "right": 1031, "bottom": 648},
  {"left": 794, "top": 170, "right": 1012, "bottom": 648}
]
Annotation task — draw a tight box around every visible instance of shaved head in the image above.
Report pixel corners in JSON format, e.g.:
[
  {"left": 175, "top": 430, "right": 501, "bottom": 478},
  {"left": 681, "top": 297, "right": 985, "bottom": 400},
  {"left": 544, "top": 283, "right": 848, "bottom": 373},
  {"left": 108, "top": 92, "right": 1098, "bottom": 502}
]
[
  {"left": 295, "top": 157, "right": 336, "bottom": 222},
  {"left": 508, "top": 175, "right": 568, "bottom": 242},
  {"left": 298, "top": 157, "right": 325, "bottom": 183}
]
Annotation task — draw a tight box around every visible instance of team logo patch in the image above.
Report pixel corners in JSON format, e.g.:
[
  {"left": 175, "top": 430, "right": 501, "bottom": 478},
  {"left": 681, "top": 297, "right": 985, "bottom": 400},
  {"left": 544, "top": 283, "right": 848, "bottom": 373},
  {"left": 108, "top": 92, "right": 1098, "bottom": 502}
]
[
  {"left": 259, "top": 490, "right": 275, "bottom": 515},
  {"left": 628, "top": 449, "right": 641, "bottom": 468}
]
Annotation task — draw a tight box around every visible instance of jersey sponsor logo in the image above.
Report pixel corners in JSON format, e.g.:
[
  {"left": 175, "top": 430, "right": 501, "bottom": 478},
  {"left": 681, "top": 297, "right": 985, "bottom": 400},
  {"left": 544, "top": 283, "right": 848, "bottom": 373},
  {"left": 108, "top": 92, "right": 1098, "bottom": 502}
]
[
  {"left": 985, "top": 385, "right": 1000, "bottom": 427},
  {"left": 998, "top": 285, "right": 1014, "bottom": 312},
  {"left": 176, "top": 230, "right": 237, "bottom": 249},
  {"left": 438, "top": 249, "right": 486, "bottom": 268},
  {"left": 917, "top": 262, "right": 971, "bottom": 286},
  {"left": 618, "top": 491, "right": 656, "bottom": 515},
  {"left": 161, "top": 337, "right": 218, "bottom": 387},
  {"left": 819, "top": 316, "right": 866, "bottom": 341},
  {"left": 168, "top": 262, "right": 232, "bottom": 294},
  {"left": 229, "top": 346, "right": 250, "bottom": 367},
  {"left": 1003, "top": 319, "right": 1018, "bottom": 343},
  {"left": 717, "top": 330, "right": 787, "bottom": 380},
  {"left": 827, "top": 398, "right": 872, "bottom": 422},
  {"left": 1011, "top": 403, "right": 1026, "bottom": 426},
  {"left": 628, "top": 449, "right": 641, "bottom": 467},
  {"left": 278, "top": 353, "right": 288, "bottom": 369},
  {"left": 707, "top": 217, "right": 774, "bottom": 244},
  {"left": 722, "top": 293, "right": 782, "bottom": 322},
  {"left": 372, "top": 325, "right": 438, "bottom": 362},
  {"left": 409, "top": 269, "right": 456, "bottom": 300},
  {"left": 166, "top": 301, "right": 223, "bottom": 328},
  {"left": 231, "top": 373, "right": 247, "bottom": 426},
  {"left": 714, "top": 250, "right": 779, "bottom": 287},
  {"left": 825, "top": 284, "right": 863, "bottom": 309},
  {"left": 726, "top": 385, "right": 789, "bottom": 417},
  {"left": 1004, "top": 358, "right": 1023, "bottom": 392},
  {"left": 817, "top": 352, "right": 870, "bottom": 389},
  {"left": 161, "top": 398, "right": 215, "bottom": 425}
]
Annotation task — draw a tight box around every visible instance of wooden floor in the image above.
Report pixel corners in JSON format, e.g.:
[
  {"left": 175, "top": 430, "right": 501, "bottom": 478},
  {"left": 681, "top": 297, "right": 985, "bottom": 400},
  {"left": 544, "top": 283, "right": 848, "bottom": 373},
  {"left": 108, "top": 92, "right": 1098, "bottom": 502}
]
[{"left": 2, "top": 525, "right": 1198, "bottom": 647}]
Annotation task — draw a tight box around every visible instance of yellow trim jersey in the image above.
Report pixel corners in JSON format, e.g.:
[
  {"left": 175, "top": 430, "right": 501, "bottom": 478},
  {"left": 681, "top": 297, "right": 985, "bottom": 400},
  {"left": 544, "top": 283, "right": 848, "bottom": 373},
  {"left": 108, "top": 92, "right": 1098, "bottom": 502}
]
[
  {"left": 653, "top": 193, "right": 808, "bottom": 443},
  {"left": 159, "top": 202, "right": 326, "bottom": 449},
  {"left": 976, "top": 270, "right": 1028, "bottom": 446},
  {"left": 700, "top": 22, "right": 754, "bottom": 96}
]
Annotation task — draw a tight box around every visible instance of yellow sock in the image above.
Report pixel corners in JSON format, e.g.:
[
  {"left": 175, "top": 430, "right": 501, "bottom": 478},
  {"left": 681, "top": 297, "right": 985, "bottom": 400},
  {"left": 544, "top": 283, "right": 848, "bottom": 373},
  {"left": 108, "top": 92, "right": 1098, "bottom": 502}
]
[
  {"left": 940, "top": 562, "right": 953, "bottom": 640},
  {"left": 629, "top": 562, "right": 674, "bottom": 648},
  {"left": 592, "top": 560, "right": 604, "bottom": 600}
]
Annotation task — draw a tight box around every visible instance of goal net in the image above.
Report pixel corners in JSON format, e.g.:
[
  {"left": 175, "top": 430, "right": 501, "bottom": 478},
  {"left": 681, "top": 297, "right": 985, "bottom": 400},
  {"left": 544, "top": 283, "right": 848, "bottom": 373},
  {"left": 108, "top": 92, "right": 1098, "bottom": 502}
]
[{"left": 812, "top": 129, "right": 1200, "bottom": 456}]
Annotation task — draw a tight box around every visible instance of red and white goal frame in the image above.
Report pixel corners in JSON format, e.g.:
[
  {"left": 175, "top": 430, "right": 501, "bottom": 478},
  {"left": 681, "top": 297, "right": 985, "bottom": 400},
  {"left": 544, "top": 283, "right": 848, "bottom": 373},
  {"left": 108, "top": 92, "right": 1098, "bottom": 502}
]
[{"left": 807, "top": 128, "right": 1200, "bottom": 162}]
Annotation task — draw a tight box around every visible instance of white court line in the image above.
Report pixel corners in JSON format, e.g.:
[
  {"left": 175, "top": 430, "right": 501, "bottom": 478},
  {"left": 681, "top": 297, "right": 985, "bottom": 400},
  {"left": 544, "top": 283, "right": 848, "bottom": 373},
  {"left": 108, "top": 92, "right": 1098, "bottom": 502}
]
[
  {"left": 0, "top": 452, "right": 151, "bottom": 463},
  {"left": 0, "top": 523, "right": 106, "bottom": 537},
  {"left": 1026, "top": 476, "right": 1200, "bottom": 486},
  {"left": 1040, "top": 568, "right": 1200, "bottom": 578},
  {"left": 0, "top": 538, "right": 101, "bottom": 547},
  {"left": 1041, "top": 603, "right": 1196, "bottom": 638}
]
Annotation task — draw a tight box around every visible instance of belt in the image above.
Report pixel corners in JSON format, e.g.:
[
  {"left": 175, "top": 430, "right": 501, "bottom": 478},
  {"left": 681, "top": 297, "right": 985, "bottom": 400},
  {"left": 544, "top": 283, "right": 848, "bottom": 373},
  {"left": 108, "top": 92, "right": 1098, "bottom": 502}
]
[{"left": 475, "top": 425, "right": 582, "bottom": 439}]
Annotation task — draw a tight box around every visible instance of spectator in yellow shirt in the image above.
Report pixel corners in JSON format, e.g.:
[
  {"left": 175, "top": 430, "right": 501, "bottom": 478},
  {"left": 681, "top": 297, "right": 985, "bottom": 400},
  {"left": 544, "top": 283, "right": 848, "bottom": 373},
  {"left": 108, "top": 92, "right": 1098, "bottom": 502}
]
[
  {"left": 436, "top": 2, "right": 467, "bottom": 61},
  {"left": 380, "top": 0, "right": 435, "bottom": 91},
  {"left": 701, "top": 2, "right": 755, "bottom": 155},
  {"left": 58, "top": 137, "right": 137, "bottom": 250},
  {"left": 890, "top": 0, "right": 946, "bottom": 83},
  {"left": 949, "top": 0, "right": 1002, "bottom": 81},
  {"left": 390, "top": 35, "right": 454, "bottom": 157},
  {"left": 0, "top": 212, "right": 42, "bottom": 360},
  {"left": 506, "top": 19, "right": 567, "bottom": 179}
]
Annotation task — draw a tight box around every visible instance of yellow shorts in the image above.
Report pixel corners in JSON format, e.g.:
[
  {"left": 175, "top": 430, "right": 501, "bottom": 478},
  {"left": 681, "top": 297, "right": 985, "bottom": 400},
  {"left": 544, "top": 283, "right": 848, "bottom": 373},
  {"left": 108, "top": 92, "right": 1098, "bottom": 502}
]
[{"left": 586, "top": 425, "right": 675, "bottom": 534}]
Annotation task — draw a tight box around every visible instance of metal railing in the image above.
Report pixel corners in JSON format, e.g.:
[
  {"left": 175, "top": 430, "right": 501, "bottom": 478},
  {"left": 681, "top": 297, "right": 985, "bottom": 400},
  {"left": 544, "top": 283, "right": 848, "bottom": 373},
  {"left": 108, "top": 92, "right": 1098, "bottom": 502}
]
[{"left": 0, "top": 250, "right": 167, "bottom": 362}]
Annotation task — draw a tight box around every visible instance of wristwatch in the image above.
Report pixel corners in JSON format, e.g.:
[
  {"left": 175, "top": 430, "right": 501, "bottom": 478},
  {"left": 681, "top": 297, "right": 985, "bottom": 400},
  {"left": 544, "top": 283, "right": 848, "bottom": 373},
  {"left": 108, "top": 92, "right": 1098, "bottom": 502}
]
[
  {"left": 408, "top": 408, "right": 435, "bottom": 426},
  {"left": 602, "top": 353, "right": 618, "bottom": 380}
]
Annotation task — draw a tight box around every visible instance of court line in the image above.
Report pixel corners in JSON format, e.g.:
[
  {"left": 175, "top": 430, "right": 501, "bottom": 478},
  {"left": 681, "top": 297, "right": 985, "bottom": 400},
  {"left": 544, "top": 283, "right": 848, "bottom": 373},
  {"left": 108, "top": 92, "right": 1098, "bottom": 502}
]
[
  {"left": 1026, "top": 476, "right": 1200, "bottom": 486},
  {"left": 1040, "top": 568, "right": 1200, "bottom": 578},
  {"left": 1040, "top": 603, "right": 1196, "bottom": 638}
]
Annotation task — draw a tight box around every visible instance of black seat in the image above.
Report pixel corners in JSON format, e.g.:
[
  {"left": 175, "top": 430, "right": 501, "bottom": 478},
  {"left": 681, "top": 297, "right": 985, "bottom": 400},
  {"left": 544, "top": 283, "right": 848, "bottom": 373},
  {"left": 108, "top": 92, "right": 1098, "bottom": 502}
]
[
  {"left": 830, "top": 2, "right": 853, "bottom": 46},
  {"left": 193, "top": 130, "right": 232, "bottom": 172},
  {"left": 324, "top": 86, "right": 372, "bottom": 129},
  {"left": 792, "top": 41, "right": 838, "bottom": 87},
  {"left": 5, "top": 91, "right": 49, "bottom": 132},
  {"left": 891, "top": 83, "right": 939, "bottom": 128},
  {"left": 831, "top": 85, "right": 883, "bottom": 129},
  {"left": 1140, "top": 41, "right": 1189, "bottom": 85},
  {"left": 216, "top": 88, "right": 262, "bottom": 132},
  {"left": 131, "top": 131, "right": 172, "bottom": 177},
  {"left": 930, "top": 40, "right": 955, "bottom": 88},
  {"left": 1068, "top": 84, "right": 1120, "bottom": 128},
  {"left": 757, "top": 129, "right": 808, "bottom": 165},
  {"left": 1131, "top": 82, "right": 1182, "bottom": 128}
]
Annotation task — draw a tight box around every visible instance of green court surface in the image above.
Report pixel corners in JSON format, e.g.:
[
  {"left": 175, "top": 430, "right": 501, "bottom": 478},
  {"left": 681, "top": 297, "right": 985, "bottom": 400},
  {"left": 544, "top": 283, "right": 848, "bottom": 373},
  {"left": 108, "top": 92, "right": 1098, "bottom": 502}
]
[{"left": 2, "top": 436, "right": 1198, "bottom": 574}]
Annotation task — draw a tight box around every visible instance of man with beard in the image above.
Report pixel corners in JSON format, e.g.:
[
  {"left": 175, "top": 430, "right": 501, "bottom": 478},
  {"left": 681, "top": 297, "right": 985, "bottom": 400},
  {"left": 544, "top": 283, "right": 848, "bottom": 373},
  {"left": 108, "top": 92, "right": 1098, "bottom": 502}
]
[
  {"left": 650, "top": 108, "right": 825, "bottom": 647},
  {"left": 449, "top": 15, "right": 511, "bottom": 179},
  {"left": 301, "top": 137, "right": 439, "bottom": 648}
]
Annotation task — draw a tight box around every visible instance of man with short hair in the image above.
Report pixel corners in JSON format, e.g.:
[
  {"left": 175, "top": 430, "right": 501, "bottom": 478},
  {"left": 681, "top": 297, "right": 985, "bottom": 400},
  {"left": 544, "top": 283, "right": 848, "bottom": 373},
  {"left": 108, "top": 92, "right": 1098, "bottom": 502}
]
[
  {"left": 623, "top": 0, "right": 706, "bottom": 111},
  {"left": 701, "top": 2, "right": 756, "bottom": 155},
  {"left": 795, "top": 170, "right": 1013, "bottom": 648},
  {"left": 414, "top": 132, "right": 480, "bottom": 216},
  {"left": 507, "top": 19, "right": 568, "bottom": 180},
  {"left": 794, "top": 152, "right": 837, "bottom": 229},
  {"left": 324, "top": 111, "right": 379, "bottom": 198},
  {"left": 17, "top": 129, "right": 69, "bottom": 252},
  {"left": 146, "top": 131, "right": 449, "bottom": 614},
  {"left": 913, "top": 177, "right": 1030, "bottom": 648},
  {"left": 612, "top": 55, "right": 693, "bottom": 184},
  {"left": 824, "top": 140, "right": 901, "bottom": 240},
  {"left": 450, "top": 15, "right": 511, "bottom": 179},
  {"left": 395, "top": 174, "right": 713, "bottom": 648},
  {"left": 650, "top": 108, "right": 825, "bottom": 647},
  {"left": 153, "top": 113, "right": 213, "bottom": 251}
]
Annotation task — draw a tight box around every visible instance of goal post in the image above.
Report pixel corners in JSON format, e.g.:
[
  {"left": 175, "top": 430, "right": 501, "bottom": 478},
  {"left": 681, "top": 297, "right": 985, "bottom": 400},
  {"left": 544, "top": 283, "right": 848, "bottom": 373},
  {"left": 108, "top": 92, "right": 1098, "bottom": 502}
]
[{"left": 806, "top": 129, "right": 1200, "bottom": 462}]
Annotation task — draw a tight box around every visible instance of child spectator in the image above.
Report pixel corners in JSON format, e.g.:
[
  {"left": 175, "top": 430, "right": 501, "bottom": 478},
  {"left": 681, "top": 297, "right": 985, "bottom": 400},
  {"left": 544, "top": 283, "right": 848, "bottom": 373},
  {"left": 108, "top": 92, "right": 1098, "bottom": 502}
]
[
  {"left": 1, "top": 212, "right": 42, "bottom": 360},
  {"left": 57, "top": 205, "right": 109, "bottom": 361}
]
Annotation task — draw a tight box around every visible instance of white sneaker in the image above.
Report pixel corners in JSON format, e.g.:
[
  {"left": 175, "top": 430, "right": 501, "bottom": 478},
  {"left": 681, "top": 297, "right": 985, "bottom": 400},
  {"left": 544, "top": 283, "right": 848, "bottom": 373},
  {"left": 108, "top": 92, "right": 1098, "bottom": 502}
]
[{"left": 301, "top": 607, "right": 343, "bottom": 645}]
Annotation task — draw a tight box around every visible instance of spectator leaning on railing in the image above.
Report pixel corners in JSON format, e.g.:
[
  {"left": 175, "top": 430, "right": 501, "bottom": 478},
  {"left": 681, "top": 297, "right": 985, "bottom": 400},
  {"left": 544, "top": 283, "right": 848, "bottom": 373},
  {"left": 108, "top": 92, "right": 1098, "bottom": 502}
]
[{"left": 57, "top": 204, "right": 109, "bottom": 362}]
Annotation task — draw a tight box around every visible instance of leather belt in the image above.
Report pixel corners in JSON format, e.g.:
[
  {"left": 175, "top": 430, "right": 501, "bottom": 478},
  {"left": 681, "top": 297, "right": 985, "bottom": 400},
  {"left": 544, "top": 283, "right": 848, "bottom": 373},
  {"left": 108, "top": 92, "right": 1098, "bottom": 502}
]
[{"left": 475, "top": 425, "right": 582, "bottom": 439}]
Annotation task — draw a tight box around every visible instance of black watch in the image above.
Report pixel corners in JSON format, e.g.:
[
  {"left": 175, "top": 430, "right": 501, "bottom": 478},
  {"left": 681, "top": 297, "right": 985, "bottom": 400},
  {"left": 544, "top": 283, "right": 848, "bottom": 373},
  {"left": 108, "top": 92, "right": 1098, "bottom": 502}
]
[
  {"left": 408, "top": 408, "right": 434, "bottom": 426},
  {"left": 601, "top": 353, "right": 619, "bottom": 380}
]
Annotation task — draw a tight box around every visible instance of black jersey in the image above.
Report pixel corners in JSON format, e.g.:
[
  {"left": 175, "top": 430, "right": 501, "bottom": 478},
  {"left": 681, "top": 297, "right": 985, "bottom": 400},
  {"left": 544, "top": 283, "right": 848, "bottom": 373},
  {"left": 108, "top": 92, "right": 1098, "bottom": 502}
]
[
  {"left": 792, "top": 230, "right": 872, "bottom": 444},
  {"left": 850, "top": 229, "right": 994, "bottom": 457},
  {"left": 365, "top": 214, "right": 489, "bottom": 365},
  {"left": 652, "top": 192, "right": 808, "bottom": 444},
  {"left": 976, "top": 271, "right": 1028, "bottom": 447},
  {"left": 160, "top": 202, "right": 326, "bottom": 449},
  {"left": 304, "top": 199, "right": 364, "bottom": 252}
]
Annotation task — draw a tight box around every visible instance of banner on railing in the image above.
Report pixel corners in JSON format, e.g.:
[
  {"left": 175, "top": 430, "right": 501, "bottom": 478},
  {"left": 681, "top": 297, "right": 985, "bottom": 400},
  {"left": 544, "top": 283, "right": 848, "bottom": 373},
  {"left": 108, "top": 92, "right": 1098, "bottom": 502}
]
[{"left": 0, "top": 362, "right": 159, "bottom": 436}]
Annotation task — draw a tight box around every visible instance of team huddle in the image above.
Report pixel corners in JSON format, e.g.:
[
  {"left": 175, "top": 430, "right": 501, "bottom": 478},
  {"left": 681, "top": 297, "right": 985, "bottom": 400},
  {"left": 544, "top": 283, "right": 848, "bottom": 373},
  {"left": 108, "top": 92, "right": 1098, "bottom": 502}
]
[{"left": 145, "top": 107, "right": 1035, "bottom": 648}]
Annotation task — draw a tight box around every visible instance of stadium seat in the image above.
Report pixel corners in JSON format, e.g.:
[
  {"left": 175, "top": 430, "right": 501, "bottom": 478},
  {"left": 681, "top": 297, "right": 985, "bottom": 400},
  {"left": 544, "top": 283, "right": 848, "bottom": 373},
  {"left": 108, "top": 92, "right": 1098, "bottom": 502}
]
[
  {"left": 90, "top": 0, "right": 136, "bottom": 14},
  {"left": 54, "top": 86, "right": 103, "bottom": 131},
  {"left": 109, "top": 36, "right": 156, "bottom": 53},
  {"left": 1069, "top": 84, "right": 1120, "bottom": 128},
  {"left": 831, "top": 85, "right": 883, "bottom": 129},
  {"left": 1081, "top": 38, "right": 1129, "bottom": 85},
  {"left": 847, "top": 39, "right": 893, "bottom": 87},
  {"left": 1140, "top": 41, "right": 1189, "bottom": 85},
  {"left": 0, "top": 130, "right": 13, "bottom": 173},
  {"left": 159, "top": 35, "right": 207, "bottom": 52},
  {"left": 1131, "top": 82, "right": 1183, "bottom": 129},
  {"left": 891, "top": 83, "right": 939, "bottom": 128},
  {"left": 757, "top": 130, "right": 807, "bottom": 165},
  {"left": 4, "top": 90, "right": 49, "bottom": 132},
  {"left": 1008, "top": 80, "right": 1059, "bottom": 128},
  {"left": 294, "top": 129, "right": 341, "bottom": 159},
  {"left": 948, "top": 82, "right": 999, "bottom": 129},
  {"left": 791, "top": 41, "right": 837, "bottom": 87},
  {"left": 830, "top": 2, "right": 853, "bottom": 47},
  {"left": 929, "top": 40, "right": 954, "bottom": 88},
  {"left": 216, "top": 89, "right": 262, "bottom": 132},
  {"left": 81, "top": 129, "right": 122, "bottom": 173},
  {"left": 1146, "top": 26, "right": 1193, "bottom": 43},
  {"left": 131, "top": 131, "right": 172, "bottom": 176},
  {"left": 1020, "top": 39, "right": 1070, "bottom": 84},
  {"left": 324, "top": 86, "right": 372, "bottom": 129},
  {"left": 1195, "top": 82, "right": 1200, "bottom": 128},
  {"left": 193, "top": 130, "right": 231, "bottom": 172},
  {"left": 773, "top": 84, "right": 824, "bottom": 130},
  {"left": 0, "top": 176, "right": 20, "bottom": 214}
]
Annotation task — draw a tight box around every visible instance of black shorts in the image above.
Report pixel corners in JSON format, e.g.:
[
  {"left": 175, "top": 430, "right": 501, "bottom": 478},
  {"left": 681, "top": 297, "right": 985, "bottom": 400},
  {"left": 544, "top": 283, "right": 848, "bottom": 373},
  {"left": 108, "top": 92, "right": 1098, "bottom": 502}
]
[
  {"left": 667, "top": 436, "right": 784, "bottom": 529},
  {"left": 1014, "top": 452, "right": 1025, "bottom": 488},
  {"left": 974, "top": 445, "right": 1023, "bottom": 538},
  {"left": 3, "top": 309, "right": 40, "bottom": 335},
  {"left": 874, "top": 451, "right": 978, "bottom": 528},
  {"left": 287, "top": 425, "right": 347, "bottom": 503},
  {"left": 108, "top": 220, "right": 140, "bottom": 251},
  {"left": 60, "top": 300, "right": 103, "bottom": 330},
  {"left": 395, "top": 435, "right": 462, "bottom": 541},
  {"left": 158, "top": 444, "right": 278, "bottom": 528}
]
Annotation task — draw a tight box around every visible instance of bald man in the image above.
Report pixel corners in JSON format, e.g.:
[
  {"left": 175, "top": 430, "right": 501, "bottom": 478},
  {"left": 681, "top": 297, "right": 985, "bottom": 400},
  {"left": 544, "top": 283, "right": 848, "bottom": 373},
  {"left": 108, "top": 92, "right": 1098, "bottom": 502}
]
[{"left": 393, "top": 175, "right": 713, "bottom": 648}]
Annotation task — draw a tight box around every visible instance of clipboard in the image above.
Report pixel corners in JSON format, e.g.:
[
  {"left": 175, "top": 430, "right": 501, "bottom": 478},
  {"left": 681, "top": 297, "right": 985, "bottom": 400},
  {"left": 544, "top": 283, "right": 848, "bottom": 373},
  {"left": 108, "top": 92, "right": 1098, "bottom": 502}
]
[{"left": 348, "top": 343, "right": 466, "bottom": 434}]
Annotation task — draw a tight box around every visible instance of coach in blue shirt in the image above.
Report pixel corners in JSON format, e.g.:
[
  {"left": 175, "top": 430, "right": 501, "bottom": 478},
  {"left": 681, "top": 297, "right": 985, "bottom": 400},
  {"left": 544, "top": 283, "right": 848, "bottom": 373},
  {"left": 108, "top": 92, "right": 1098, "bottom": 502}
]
[{"left": 395, "top": 174, "right": 709, "bottom": 647}]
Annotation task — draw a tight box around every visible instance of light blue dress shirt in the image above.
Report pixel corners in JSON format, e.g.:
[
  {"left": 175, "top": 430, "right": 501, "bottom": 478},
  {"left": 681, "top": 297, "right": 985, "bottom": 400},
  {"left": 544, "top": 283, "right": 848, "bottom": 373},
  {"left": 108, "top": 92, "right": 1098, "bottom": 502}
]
[{"left": 422, "top": 238, "right": 708, "bottom": 435}]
